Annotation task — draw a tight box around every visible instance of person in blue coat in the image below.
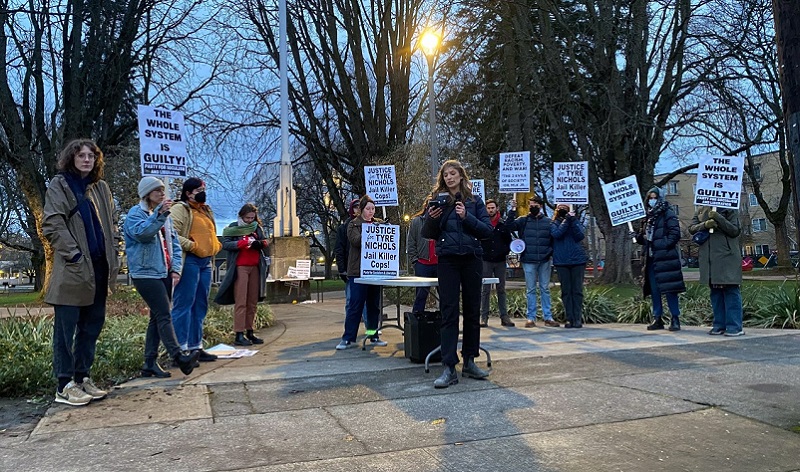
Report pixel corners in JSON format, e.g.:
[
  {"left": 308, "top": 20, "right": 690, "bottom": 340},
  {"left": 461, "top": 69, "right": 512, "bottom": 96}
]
[
  {"left": 633, "top": 187, "right": 686, "bottom": 331},
  {"left": 422, "top": 160, "right": 493, "bottom": 388},
  {"left": 124, "top": 177, "right": 199, "bottom": 378},
  {"left": 551, "top": 204, "right": 588, "bottom": 328}
]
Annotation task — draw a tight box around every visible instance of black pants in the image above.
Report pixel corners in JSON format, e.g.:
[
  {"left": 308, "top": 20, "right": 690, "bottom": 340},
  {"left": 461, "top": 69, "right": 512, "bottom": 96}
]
[
  {"left": 556, "top": 264, "right": 585, "bottom": 325},
  {"left": 133, "top": 277, "right": 182, "bottom": 359},
  {"left": 437, "top": 254, "right": 483, "bottom": 367},
  {"left": 52, "top": 257, "right": 108, "bottom": 382}
]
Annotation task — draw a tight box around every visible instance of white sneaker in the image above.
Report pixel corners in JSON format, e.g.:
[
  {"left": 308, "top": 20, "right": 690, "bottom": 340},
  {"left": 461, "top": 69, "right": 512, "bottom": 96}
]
[
  {"left": 336, "top": 340, "right": 356, "bottom": 350},
  {"left": 369, "top": 338, "right": 388, "bottom": 347},
  {"left": 79, "top": 377, "right": 108, "bottom": 400},
  {"left": 55, "top": 381, "right": 92, "bottom": 406}
]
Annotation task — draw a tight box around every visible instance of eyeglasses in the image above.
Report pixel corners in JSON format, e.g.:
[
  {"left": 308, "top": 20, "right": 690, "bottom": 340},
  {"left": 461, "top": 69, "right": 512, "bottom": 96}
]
[{"left": 76, "top": 153, "right": 96, "bottom": 161}]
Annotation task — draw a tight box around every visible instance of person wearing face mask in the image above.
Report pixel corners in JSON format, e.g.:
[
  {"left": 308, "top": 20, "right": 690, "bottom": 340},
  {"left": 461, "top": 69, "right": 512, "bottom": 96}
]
[
  {"left": 632, "top": 188, "right": 686, "bottom": 331},
  {"left": 170, "top": 178, "right": 222, "bottom": 363},
  {"left": 506, "top": 196, "right": 559, "bottom": 328},
  {"left": 551, "top": 204, "right": 588, "bottom": 328}
]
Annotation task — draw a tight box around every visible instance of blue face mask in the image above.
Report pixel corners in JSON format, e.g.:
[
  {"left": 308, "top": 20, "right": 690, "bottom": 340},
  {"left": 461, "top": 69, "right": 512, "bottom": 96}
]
[{"left": 648, "top": 199, "right": 658, "bottom": 208}]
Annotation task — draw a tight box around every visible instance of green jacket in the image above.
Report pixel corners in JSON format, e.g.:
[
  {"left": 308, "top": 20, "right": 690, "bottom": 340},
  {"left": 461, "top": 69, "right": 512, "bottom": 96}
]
[
  {"left": 42, "top": 174, "right": 120, "bottom": 306},
  {"left": 689, "top": 206, "right": 742, "bottom": 285}
]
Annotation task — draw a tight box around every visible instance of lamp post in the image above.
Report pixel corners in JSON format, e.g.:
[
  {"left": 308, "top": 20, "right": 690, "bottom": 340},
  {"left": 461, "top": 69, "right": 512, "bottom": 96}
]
[{"left": 420, "top": 30, "right": 440, "bottom": 183}]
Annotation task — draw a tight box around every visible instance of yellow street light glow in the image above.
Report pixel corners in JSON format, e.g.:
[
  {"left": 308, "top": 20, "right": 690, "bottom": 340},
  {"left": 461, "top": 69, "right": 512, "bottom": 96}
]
[{"left": 419, "top": 30, "right": 440, "bottom": 57}]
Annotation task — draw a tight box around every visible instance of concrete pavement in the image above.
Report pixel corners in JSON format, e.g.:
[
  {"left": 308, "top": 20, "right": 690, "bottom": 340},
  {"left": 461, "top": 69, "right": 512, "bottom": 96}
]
[{"left": 2, "top": 294, "right": 800, "bottom": 471}]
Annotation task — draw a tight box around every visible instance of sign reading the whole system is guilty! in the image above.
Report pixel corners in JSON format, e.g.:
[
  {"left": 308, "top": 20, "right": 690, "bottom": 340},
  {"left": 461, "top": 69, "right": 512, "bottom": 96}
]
[
  {"left": 137, "top": 105, "right": 188, "bottom": 177},
  {"left": 602, "top": 175, "right": 646, "bottom": 226},
  {"left": 360, "top": 224, "right": 400, "bottom": 278},
  {"left": 365, "top": 165, "right": 398, "bottom": 207},
  {"left": 694, "top": 155, "right": 744, "bottom": 209}
]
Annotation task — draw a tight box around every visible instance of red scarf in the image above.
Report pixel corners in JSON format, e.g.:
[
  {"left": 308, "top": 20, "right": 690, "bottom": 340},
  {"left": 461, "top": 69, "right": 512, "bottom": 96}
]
[{"left": 490, "top": 213, "right": 501, "bottom": 227}]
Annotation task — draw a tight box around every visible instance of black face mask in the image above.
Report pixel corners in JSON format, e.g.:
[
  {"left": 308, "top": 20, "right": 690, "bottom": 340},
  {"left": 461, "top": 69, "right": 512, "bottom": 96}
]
[
  {"left": 193, "top": 191, "right": 207, "bottom": 204},
  {"left": 557, "top": 208, "right": 568, "bottom": 217},
  {"left": 529, "top": 206, "right": 540, "bottom": 216}
]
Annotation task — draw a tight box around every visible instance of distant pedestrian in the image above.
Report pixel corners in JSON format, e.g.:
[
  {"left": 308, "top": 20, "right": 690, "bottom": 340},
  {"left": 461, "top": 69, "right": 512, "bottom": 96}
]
[
  {"left": 506, "top": 196, "right": 559, "bottom": 328},
  {"left": 479, "top": 199, "right": 515, "bottom": 327},
  {"left": 551, "top": 204, "right": 588, "bottom": 328},
  {"left": 124, "top": 177, "right": 199, "bottom": 378},
  {"left": 689, "top": 206, "right": 744, "bottom": 336},
  {"left": 407, "top": 198, "right": 438, "bottom": 313},
  {"left": 633, "top": 187, "right": 686, "bottom": 331},
  {"left": 214, "top": 203, "right": 270, "bottom": 346},
  {"left": 43, "top": 139, "right": 120, "bottom": 406},
  {"left": 170, "top": 178, "right": 222, "bottom": 362}
]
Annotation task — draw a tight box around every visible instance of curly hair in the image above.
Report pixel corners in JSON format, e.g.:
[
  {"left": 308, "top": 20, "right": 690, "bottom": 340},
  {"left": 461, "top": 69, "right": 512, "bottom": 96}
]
[{"left": 56, "top": 139, "right": 104, "bottom": 183}]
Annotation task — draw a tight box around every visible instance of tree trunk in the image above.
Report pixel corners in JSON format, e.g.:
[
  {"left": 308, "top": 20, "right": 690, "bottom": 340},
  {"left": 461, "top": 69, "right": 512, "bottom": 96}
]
[
  {"left": 599, "top": 224, "right": 634, "bottom": 284},
  {"left": 774, "top": 221, "right": 792, "bottom": 268}
]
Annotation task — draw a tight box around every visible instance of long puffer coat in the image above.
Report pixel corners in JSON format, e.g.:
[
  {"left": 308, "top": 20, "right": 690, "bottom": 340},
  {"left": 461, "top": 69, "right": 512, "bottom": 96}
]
[{"left": 636, "top": 190, "right": 686, "bottom": 296}]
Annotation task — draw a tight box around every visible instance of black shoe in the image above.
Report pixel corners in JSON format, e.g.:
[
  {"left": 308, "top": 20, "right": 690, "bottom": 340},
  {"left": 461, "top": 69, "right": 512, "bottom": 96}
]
[
  {"left": 234, "top": 332, "right": 253, "bottom": 346},
  {"left": 668, "top": 318, "right": 681, "bottom": 331},
  {"left": 433, "top": 366, "right": 459, "bottom": 388},
  {"left": 500, "top": 318, "right": 516, "bottom": 327},
  {"left": 647, "top": 318, "right": 665, "bottom": 331},
  {"left": 479, "top": 322, "right": 489, "bottom": 328},
  {"left": 141, "top": 358, "right": 171, "bottom": 378},
  {"left": 246, "top": 330, "right": 264, "bottom": 344},
  {"left": 173, "top": 350, "right": 200, "bottom": 375},
  {"left": 461, "top": 357, "right": 490, "bottom": 379},
  {"left": 195, "top": 349, "right": 218, "bottom": 362}
]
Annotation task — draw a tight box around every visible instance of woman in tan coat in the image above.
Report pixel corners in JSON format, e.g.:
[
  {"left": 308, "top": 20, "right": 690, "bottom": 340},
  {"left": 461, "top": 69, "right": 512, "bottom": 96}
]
[{"left": 43, "top": 139, "right": 119, "bottom": 406}]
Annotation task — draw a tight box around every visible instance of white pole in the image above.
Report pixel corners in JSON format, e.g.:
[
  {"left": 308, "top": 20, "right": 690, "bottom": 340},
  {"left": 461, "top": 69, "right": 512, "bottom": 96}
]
[{"left": 709, "top": 206, "right": 717, "bottom": 233}]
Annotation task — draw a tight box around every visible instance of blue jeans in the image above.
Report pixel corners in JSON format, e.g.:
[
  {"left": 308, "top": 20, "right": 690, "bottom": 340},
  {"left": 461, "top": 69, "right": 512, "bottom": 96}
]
[
  {"left": 413, "top": 261, "right": 438, "bottom": 313},
  {"left": 342, "top": 278, "right": 381, "bottom": 342},
  {"left": 343, "top": 277, "right": 369, "bottom": 322},
  {"left": 647, "top": 263, "right": 680, "bottom": 319},
  {"left": 172, "top": 254, "right": 212, "bottom": 350},
  {"left": 710, "top": 285, "right": 743, "bottom": 333},
  {"left": 522, "top": 261, "right": 553, "bottom": 321}
]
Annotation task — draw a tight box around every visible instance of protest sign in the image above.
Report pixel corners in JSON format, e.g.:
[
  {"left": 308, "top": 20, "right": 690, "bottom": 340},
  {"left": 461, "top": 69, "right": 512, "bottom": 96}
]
[
  {"left": 602, "top": 175, "right": 646, "bottom": 226},
  {"left": 364, "top": 165, "right": 398, "bottom": 206},
  {"left": 360, "top": 223, "right": 400, "bottom": 278},
  {"left": 137, "top": 105, "right": 188, "bottom": 177},
  {"left": 499, "top": 152, "right": 530, "bottom": 193},
  {"left": 553, "top": 162, "right": 589, "bottom": 204},
  {"left": 471, "top": 179, "right": 485, "bottom": 203},
  {"left": 694, "top": 155, "right": 744, "bottom": 209},
  {"left": 294, "top": 260, "right": 312, "bottom": 279}
]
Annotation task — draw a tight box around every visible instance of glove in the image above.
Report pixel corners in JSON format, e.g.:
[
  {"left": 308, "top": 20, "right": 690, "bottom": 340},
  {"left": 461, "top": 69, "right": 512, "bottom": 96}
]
[
  {"left": 339, "top": 273, "right": 348, "bottom": 282},
  {"left": 250, "top": 240, "right": 263, "bottom": 250},
  {"left": 709, "top": 210, "right": 718, "bottom": 219},
  {"left": 704, "top": 220, "right": 718, "bottom": 229}
]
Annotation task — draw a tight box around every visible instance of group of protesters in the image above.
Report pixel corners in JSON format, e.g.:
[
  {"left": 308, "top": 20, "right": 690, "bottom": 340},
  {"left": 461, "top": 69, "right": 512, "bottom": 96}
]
[
  {"left": 43, "top": 139, "right": 270, "bottom": 407},
  {"left": 43, "top": 139, "right": 744, "bottom": 400}
]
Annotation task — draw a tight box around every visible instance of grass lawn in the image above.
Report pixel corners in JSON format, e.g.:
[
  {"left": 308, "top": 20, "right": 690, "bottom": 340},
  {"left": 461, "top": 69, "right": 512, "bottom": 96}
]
[{"left": 0, "top": 291, "right": 42, "bottom": 307}]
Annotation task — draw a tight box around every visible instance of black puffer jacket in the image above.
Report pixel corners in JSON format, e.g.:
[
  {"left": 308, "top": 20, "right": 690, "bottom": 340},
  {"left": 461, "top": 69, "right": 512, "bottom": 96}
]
[
  {"left": 506, "top": 210, "right": 553, "bottom": 263},
  {"left": 422, "top": 196, "right": 492, "bottom": 257},
  {"left": 635, "top": 189, "right": 686, "bottom": 295}
]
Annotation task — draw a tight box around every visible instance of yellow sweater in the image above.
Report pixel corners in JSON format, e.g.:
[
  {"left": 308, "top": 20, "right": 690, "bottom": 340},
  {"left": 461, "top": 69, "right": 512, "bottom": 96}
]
[{"left": 187, "top": 202, "right": 221, "bottom": 257}]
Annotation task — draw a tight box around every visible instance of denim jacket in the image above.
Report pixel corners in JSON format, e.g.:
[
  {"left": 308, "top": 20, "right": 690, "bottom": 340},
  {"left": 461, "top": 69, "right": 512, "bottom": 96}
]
[{"left": 124, "top": 201, "right": 183, "bottom": 279}]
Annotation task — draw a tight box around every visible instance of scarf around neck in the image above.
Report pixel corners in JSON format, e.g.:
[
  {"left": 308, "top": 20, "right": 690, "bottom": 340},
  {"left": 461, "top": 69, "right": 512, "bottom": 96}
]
[{"left": 222, "top": 221, "right": 258, "bottom": 237}]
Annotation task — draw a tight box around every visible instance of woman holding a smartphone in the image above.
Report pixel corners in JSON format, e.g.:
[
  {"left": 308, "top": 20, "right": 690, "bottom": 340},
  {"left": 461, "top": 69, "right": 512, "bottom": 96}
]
[{"left": 422, "top": 160, "right": 493, "bottom": 388}]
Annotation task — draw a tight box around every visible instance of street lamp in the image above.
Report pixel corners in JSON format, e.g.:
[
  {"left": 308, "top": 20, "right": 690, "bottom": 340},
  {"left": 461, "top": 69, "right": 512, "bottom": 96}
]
[{"left": 419, "top": 29, "right": 440, "bottom": 183}]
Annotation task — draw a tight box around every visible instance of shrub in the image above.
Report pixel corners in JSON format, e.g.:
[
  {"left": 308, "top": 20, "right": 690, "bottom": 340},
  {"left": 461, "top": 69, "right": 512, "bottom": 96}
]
[
  {"left": 580, "top": 288, "right": 617, "bottom": 324},
  {"left": 616, "top": 296, "right": 652, "bottom": 324},
  {"left": 0, "top": 293, "right": 273, "bottom": 398},
  {"left": 745, "top": 286, "right": 800, "bottom": 329}
]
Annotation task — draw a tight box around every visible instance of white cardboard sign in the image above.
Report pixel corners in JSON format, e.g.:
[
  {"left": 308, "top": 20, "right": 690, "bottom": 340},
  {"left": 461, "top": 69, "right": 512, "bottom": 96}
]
[
  {"left": 137, "top": 105, "right": 188, "bottom": 177},
  {"left": 499, "top": 152, "right": 530, "bottom": 193},
  {"left": 294, "top": 259, "right": 312, "bottom": 279},
  {"left": 694, "top": 155, "right": 744, "bottom": 209},
  {"left": 365, "top": 165, "right": 398, "bottom": 207},
  {"left": 360, "top": 224, "right": 400, "bottom": 279},
  {"left": 553, "top": 162, "right": 589, "bottom": 204},
  {"left": 471, "top": 179, "right": 485, "bottom": 204},
  {"left": 602, "top": 175, "right": 646, "bottom": 226}
]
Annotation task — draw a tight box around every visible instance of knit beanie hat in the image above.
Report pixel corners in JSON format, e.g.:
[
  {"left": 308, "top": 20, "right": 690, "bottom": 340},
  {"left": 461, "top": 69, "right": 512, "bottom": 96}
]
[
  {"left": 180, "top": 177, "right": 205, "bottom": 201},
  {"left": 138, "top": 176, "right": 165, "bottom": 199},
  {"left": 348, "top": 198, "right": 359, "bottom": 218}
]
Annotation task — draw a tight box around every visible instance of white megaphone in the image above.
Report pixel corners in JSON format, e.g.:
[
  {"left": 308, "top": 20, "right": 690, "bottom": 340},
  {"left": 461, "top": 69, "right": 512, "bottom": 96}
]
[{"left": 510, "top": 239, "right": 526, "bottom": 254}]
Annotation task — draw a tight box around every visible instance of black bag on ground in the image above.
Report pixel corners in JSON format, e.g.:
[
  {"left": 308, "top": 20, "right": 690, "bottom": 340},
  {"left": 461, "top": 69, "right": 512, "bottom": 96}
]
[{"left": 404, "top": 311, "right": 442, "bottom": 363}]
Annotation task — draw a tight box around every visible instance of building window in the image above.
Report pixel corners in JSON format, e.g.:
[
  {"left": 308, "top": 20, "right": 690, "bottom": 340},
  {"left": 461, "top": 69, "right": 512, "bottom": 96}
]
[
  {"left": 672, "top": 204, "right": 679, "bottom": 215},
  {"left": 749, "top": 193, "right": 757, "bottom": 207},
  {"left": 752, "top": 218, "right": 767, "bottom": 232},
  {"left": 667, "top": 181, "right": 679, "bottom": 195},
  {"left": 752, "top": 163, "right": 762, "bottom": 180}
]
